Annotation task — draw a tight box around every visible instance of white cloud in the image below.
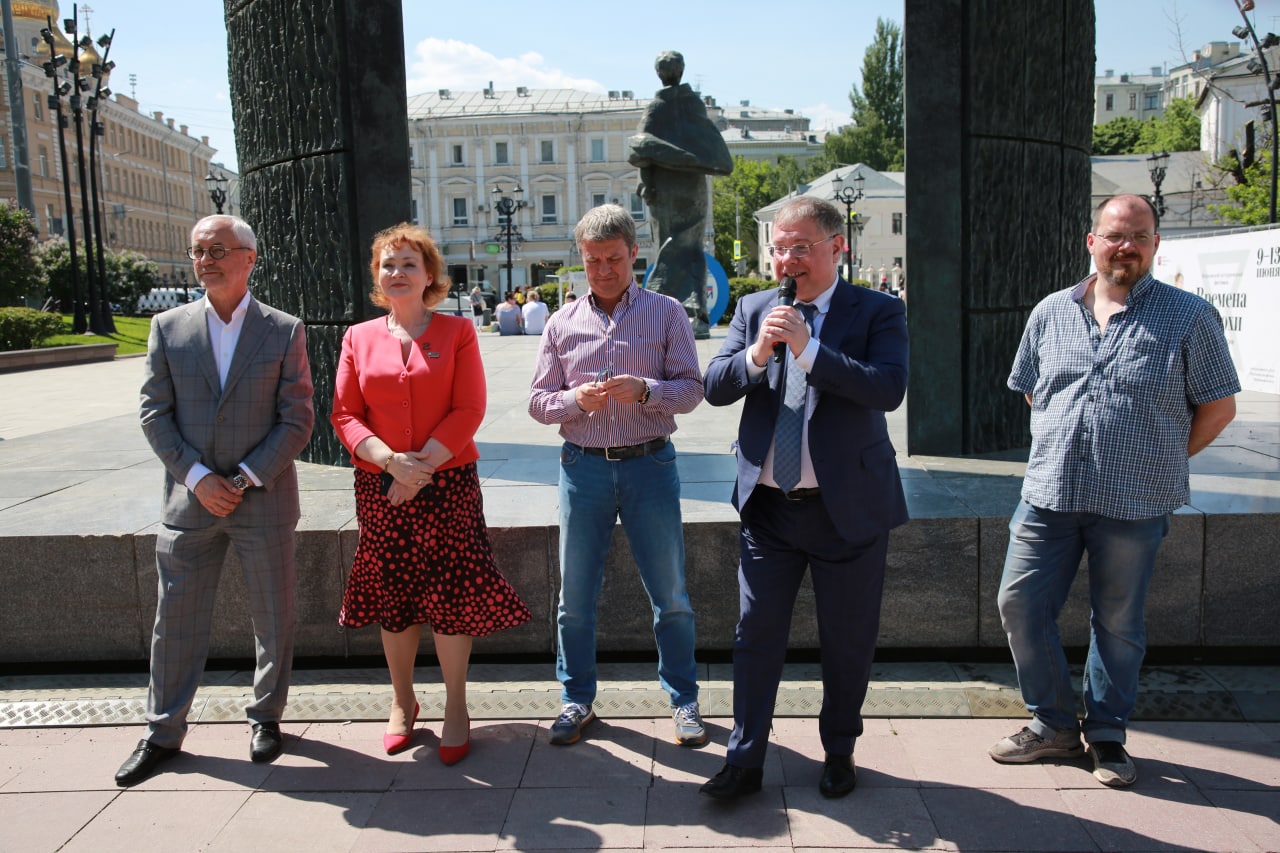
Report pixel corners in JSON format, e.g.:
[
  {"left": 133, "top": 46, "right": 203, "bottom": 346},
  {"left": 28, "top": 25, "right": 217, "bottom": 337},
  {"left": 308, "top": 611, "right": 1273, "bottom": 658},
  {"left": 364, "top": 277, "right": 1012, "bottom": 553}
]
[
  {"left": 799, "top": 102, "right": 851, "bottom": 134},
  {"left": 406, "top": 38, "right": 603, "bottom": 95}
]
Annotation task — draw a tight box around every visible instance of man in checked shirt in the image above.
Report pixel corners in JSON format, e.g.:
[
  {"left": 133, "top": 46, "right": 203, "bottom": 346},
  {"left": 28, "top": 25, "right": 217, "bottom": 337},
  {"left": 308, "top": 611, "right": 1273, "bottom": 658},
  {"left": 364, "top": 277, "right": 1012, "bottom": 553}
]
[
  {"left": 990, "top": 193, "right": 1239, "bottom": 788},
  {"left": 529, "top": 204, "right": 707, "bottom": 748}
]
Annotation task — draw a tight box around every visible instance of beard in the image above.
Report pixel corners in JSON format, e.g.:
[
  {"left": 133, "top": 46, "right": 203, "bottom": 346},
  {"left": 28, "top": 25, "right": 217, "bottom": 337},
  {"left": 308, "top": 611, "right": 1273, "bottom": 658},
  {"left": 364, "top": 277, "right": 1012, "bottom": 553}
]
[{"left": 1098, "top": 253, "right": 1147, "bottom": 288}]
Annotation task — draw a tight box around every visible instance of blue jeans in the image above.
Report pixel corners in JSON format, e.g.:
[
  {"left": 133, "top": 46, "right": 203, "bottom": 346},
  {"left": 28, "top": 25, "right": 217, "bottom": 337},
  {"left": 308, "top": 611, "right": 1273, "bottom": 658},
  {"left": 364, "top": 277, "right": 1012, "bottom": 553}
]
[
  {"left": 555, "top": 440, "right": 698, "bottom": 707},
  {"left": 997, "top": 501, "right": 1170, "bottom": 744}
]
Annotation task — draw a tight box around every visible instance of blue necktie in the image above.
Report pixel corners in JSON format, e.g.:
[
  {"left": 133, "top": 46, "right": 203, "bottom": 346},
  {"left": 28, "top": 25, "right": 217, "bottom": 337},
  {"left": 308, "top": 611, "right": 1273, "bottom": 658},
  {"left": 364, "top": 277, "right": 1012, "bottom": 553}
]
[{"left": 772, "top": 302, "right": 816, "bottom": 494}]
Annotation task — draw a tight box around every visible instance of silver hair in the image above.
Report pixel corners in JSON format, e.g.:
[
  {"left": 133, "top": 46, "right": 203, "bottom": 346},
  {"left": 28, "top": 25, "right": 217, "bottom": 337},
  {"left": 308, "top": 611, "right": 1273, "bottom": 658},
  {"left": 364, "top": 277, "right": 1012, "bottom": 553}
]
[
  {"left": 574, "top": 203, "right": 636, "bottom": 250},
  {"left": 192, "top": 214, "right": 257, "bottom": 251}
]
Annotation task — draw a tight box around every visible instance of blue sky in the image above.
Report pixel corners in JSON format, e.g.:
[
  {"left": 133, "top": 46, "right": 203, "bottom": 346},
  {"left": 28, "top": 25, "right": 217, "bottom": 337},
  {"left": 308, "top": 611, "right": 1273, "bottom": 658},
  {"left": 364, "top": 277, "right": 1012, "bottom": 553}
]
[{"left": 64, "top": 0, "right": 1267, "bottom": 173}]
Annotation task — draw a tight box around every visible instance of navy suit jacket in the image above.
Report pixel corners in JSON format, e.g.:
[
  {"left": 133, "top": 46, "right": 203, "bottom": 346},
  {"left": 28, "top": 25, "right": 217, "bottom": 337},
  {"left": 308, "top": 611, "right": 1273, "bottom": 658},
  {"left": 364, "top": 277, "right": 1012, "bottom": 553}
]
[{"left": 703, "top": 278, "right": 909, "bottom": 542}]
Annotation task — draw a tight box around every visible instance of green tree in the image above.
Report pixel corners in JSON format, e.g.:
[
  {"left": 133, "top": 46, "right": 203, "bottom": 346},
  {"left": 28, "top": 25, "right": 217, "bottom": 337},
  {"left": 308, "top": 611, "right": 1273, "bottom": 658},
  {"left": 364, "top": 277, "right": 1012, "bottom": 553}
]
[
  {"left": 1092, "top": 96, "right": 1201, "bottom": 155},
  {"left": 834, "top": 18, "right": 904, "bottom": 171},
  {"left": 712, "top": 156, "right": 811, "bottom": 275},
  {"left": 110, "top": 250, "right": 161, "bottom": 313},
  {"left": 34, "top": 238, "right": 160, "bottom": 313},
  {"left": 823, "top": 111, "right": 901, "bottom": 171},
  {"left": 1093, "top": 117, "right": 1146, "bottom": 155},
  {"left": 1211, "top": 149, "right": 1275, "bottom": 225},
  {"left": 0, "top": 202, "right": 40, "bottom": 306},
  {"left": 1138, "top": 96, "right": 1201, "bottom": 152}
]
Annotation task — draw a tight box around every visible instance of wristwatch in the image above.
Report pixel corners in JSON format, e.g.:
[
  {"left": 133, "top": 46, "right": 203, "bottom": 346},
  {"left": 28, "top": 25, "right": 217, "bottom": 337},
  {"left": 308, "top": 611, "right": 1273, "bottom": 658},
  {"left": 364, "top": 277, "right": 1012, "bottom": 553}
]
[
  {"left": 639, "top": 381, "right": 652, "bottom": 405},
  {"left": 230, "top": 472, "right": 252, "bottom": 491}
]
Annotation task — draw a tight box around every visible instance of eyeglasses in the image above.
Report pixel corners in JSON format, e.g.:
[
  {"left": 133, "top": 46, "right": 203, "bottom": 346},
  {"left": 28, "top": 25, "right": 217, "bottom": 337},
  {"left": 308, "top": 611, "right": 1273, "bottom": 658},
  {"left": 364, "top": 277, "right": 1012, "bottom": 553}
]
[
  {"left": 187, "top": 244, "right": 251, "bottom": 261},
  {"left": 1092, "top": 232, "right": 1154, "bottom": 247},
  {"left": 767, "top": 235, "right": 837, "bottom": 258}
]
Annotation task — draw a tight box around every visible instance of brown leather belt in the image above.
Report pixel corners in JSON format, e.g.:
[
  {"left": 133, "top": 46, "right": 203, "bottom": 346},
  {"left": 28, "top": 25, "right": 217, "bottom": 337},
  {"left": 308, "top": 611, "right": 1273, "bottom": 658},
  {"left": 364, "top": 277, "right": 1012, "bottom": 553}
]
[
  {"left": 577, "top": 437, "right": 669, "bottom": 461},
  {"left": 760, "top": 485, "right": 822, "bottom": 501}
]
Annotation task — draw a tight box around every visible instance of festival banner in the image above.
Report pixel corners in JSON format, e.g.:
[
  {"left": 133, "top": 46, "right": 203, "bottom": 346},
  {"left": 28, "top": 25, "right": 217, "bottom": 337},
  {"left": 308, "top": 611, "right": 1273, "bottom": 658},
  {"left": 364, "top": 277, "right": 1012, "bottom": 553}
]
[{"left": 1153, "top": 226, "right": 1280, "bottom": 394}]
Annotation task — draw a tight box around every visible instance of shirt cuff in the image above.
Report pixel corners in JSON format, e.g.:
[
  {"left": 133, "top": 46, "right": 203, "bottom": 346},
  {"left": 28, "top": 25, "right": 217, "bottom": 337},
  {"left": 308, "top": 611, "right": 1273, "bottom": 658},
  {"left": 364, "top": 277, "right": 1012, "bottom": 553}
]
[
  {"left": 563, "top": 388, "right": 582, "bottom": 413},
  {"left": 744, "top": 349, "right": 766, "bottom": 381},
  {"left": 793, "top": 338, "right": 820, "bottom": 372},
  {"left": 185, "top": 462, "right": 214, "bottom": 492},
  {"left": 238, "top": 463, "right": 263, "bottom": 487}
]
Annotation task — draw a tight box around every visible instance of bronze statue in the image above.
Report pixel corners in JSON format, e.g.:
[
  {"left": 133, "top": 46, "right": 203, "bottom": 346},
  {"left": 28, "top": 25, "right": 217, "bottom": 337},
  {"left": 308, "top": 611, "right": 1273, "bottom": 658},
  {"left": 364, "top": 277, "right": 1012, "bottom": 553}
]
[{"left": 629, "top": 51, "right": 733, "bottom": 338}]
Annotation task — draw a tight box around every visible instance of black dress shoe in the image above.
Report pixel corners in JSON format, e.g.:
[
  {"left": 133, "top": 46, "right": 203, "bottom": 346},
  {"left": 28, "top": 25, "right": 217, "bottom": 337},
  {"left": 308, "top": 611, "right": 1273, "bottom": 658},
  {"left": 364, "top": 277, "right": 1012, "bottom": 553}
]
[
  {"left": 700, "top": 764, "right": 764, "bottom": 800},
  {"left": 250, "top": 722, "right": 283, "bottom": 763},
  {"left": 819, "top": 753, "right": 857, "bottom": 798},
  {"left": 115, "top": 739, "right": 180, "bottom": 786}
]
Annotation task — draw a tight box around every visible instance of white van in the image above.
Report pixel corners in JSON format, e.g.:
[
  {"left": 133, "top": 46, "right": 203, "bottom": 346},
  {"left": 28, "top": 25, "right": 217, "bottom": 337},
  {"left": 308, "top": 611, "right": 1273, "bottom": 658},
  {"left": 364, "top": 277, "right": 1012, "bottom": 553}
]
[{"left": 136, "top": 287, "right": 203, "bottom": 315}]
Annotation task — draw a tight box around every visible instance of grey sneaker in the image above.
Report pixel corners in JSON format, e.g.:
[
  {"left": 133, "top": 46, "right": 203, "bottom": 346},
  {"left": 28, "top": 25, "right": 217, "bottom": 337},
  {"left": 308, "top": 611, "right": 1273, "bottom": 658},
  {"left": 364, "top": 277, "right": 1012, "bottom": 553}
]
[
  {"left": 989, "top": 726, "right": 1084, "bottom": 764},
  {"left": 548, "top": 703, "right": 596, "bottom": 745},
  {"left": 672, "top": 702, "right": 707, "bottom": 747},
  {"left": 1090, "top": 741, "right": 1137, "bottom": 787}
]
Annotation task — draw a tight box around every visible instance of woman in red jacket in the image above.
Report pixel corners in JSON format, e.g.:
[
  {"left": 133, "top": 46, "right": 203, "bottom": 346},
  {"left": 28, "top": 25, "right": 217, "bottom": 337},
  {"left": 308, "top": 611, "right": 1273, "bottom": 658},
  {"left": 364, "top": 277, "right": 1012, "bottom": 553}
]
[{"left": 331, "top": 223, "right": 530, "bottom": 763}]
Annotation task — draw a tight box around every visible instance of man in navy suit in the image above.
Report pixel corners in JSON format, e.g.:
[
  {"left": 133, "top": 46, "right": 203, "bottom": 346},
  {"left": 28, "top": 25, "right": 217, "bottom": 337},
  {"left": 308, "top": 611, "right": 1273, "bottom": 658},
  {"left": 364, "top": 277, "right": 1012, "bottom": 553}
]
[{"left": 700, "top": 197, "right": 909, "bottom": 800}]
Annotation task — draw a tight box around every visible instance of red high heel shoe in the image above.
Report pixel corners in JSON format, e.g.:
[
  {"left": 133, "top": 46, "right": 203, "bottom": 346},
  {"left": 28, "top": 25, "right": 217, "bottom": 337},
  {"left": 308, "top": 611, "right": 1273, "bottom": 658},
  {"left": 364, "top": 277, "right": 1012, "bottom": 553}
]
[
  {"left": 383, "top": 702, "right": 420, "bottom": 755},
  {"left": 438, "top": 715, "right": 470, "bottom": 766}
]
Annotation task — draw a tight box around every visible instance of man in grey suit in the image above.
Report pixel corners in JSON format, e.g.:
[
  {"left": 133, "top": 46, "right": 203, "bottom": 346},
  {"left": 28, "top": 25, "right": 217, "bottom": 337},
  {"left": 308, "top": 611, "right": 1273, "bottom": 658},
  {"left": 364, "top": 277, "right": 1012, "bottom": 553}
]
[{"left": 115, "top": 214, "right": 315, "bottom": 786}]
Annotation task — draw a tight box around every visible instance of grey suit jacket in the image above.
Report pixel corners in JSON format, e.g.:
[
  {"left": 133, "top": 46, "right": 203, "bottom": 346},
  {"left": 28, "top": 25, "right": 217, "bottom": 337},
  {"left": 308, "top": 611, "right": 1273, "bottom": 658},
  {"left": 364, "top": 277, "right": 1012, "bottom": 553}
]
[{"left": 140, "top": 295, "right": 315, "bottom": 529}]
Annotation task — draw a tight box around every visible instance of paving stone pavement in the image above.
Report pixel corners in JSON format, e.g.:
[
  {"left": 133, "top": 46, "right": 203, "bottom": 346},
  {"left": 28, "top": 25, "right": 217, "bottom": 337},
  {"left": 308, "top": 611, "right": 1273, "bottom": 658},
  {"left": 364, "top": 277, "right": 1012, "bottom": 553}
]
[{"left": 1, "top": 660, "right": 1277, "bottom": 852}]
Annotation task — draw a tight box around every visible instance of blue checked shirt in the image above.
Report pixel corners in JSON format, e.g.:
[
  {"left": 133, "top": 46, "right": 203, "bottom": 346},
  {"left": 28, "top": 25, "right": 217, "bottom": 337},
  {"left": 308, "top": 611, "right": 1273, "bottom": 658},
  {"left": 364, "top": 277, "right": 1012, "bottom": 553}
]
[{"left": 1009, "top": 273, "right": 1240, "bottom": 520}]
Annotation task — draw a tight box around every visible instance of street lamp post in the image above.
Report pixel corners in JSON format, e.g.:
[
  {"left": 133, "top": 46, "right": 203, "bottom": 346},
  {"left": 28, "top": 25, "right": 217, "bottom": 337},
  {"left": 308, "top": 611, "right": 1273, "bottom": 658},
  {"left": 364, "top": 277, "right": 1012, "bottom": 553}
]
[
  {"left": 831, "top": 170, "right": 865, "bottom": 281},
  {"left": 40, "top": 20, "right": 85, "bottom": 334},
  {"left": 87, "top": 31, "right": 116, "bottom": 332},
  {"left": 1231, "top": 3, "right": 1278, "bottom": 224},
  {"left": 1147, "top": 150, "right": 1169, "bottom": 219},
  {"left": 61, "top": 10, "right": 110, "bottom": 335},
  {"left": 205, "top": 169, "right": 228, "bottom": 215},
  {"left": 490, "top": 184, "right": 527, "bottom": 297}
]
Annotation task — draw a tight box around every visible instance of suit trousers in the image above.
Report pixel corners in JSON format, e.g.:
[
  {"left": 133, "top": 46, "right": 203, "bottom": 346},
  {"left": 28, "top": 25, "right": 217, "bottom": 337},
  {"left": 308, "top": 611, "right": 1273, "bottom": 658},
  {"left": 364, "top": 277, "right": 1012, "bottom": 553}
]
[
  {"left": 146, "top": 519, "right": 298, "bottom": 747},
  {"left": 726, "top": 487, "right": 889, "bottom": 769}
]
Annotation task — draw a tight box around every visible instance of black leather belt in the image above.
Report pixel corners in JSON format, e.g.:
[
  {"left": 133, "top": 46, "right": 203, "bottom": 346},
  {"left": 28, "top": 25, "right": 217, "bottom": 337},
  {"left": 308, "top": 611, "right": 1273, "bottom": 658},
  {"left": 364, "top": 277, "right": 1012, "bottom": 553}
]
[
  {"left": 761, "top": 485, "right": 822, "bottom": 501},
  {"left": 578, "top": 437, "right": 669, "bottom": 461}
]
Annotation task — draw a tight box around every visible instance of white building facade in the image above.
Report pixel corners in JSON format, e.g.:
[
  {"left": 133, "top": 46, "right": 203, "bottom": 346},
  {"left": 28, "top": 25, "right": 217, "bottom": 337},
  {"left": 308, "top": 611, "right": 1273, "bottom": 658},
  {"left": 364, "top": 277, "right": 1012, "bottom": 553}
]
[{"left": 754, "top": 165, "right": 906, "bottom": 288}]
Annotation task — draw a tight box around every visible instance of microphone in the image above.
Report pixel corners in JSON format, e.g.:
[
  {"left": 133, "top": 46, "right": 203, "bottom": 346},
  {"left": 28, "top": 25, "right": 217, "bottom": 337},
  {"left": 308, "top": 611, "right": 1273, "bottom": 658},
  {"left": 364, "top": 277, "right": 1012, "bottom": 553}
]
[{"left": 773, "top": 276, "right": 796, "bottom": 363}]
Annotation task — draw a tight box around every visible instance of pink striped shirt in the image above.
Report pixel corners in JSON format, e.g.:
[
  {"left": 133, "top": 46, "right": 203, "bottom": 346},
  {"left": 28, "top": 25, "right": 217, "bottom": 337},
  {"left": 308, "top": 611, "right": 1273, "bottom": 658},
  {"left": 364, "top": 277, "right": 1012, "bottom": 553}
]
[{"left": 529, "top": 281, "right": 704, "bottom": 447}]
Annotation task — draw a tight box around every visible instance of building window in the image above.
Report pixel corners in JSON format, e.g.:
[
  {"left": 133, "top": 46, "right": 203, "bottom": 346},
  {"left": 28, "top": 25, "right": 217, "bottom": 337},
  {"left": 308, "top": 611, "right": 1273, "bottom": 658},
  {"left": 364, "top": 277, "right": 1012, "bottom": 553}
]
[
  {"left": 630, "top": 193, "right": 646, "bottom": 222},
  {"left": 38, "top": 147, "right": 49, "bottom": 177},
  {"left": 452, "top": 197, "right": 468, "bottom": 226},
  {"left": 33, "top": 93, "right": 43, "bottom": 121},
  {"left": 494, "top": 141, "right": 509, "bottom": 165},
  {"left": 1105, "top": 93, "right": 1114, "bottom": 111},
  {"left": 408, "top": 145, "right": 416, "bottom": 168},
  {"left": 0, "top": 135, "right": 6, "bottom": 169},
  {"left": 410, "top": 199, "right": 419, "bottom": 224},
  {"left": 541, "top": 194, "right": 557, "bottom": 224},
  {"left": 540, "top": 140, "right": 554, "bottom": 163},
  {"left": 892, "top": 212, "right": 903, "bottom": 235},
  {"left": 592, "top": 192, "right": 606, "bottom": 209},
  {"left": 1129, "top": 92, "right": 1137, "bottom": 110},
  {"left": 590, "top": 138, "right": 605, "bottom": 162},
  {"left": 452, "top": 144, "right": 464, "bottom": 165}
]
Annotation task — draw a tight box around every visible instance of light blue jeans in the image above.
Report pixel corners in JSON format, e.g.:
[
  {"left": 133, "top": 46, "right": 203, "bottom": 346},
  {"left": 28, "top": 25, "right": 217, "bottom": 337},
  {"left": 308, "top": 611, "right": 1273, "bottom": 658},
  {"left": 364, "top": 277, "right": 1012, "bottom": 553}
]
[
  {"left": 997, "top": 501, "right": 1170, "bottom": 745},
  {"left": 555, "top": 440, "right": 698, "bottom": 708}
]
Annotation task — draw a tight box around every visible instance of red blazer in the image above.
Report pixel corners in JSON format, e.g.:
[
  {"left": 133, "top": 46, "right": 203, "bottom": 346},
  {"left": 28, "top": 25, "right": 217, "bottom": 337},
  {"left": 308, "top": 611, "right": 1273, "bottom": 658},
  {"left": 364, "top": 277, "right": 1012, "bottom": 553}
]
[{"left": 331, "top": 313, "right": 485, "bottom": 473}]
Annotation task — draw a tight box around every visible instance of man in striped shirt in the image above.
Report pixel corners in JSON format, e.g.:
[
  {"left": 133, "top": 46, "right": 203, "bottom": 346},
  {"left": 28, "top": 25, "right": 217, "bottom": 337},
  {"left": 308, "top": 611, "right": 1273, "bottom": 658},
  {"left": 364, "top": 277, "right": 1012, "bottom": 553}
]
[
  {"left": 990, "top": 193, "right": 1239, "bottom": 788},
  {"left": 529, "top": 204, "right": 707, "bottom": 748}
]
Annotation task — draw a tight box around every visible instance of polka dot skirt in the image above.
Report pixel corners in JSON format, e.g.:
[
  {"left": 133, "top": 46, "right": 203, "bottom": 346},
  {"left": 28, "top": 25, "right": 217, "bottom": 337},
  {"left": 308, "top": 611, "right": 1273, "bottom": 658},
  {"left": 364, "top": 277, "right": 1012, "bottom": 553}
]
[{"left": 339, "top": 462, "right": 531, "bottom": 635}]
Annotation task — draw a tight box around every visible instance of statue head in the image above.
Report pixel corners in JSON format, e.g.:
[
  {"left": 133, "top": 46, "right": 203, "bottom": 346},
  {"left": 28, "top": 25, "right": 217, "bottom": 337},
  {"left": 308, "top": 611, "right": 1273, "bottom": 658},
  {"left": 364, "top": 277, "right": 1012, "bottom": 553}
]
[{"left": 655, "top": 51, "right": 685, "bottom": 87}]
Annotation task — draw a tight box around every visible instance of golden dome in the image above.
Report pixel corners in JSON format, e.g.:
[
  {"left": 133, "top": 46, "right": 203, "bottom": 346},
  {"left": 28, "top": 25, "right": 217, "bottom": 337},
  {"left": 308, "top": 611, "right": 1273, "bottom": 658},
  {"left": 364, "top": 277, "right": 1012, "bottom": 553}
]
[
  {"left": 11, "top": 1, "right": 58, "bottom": 20},
  {"left": 12, "top": 0, "right": 106, "bottom": 74}
]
